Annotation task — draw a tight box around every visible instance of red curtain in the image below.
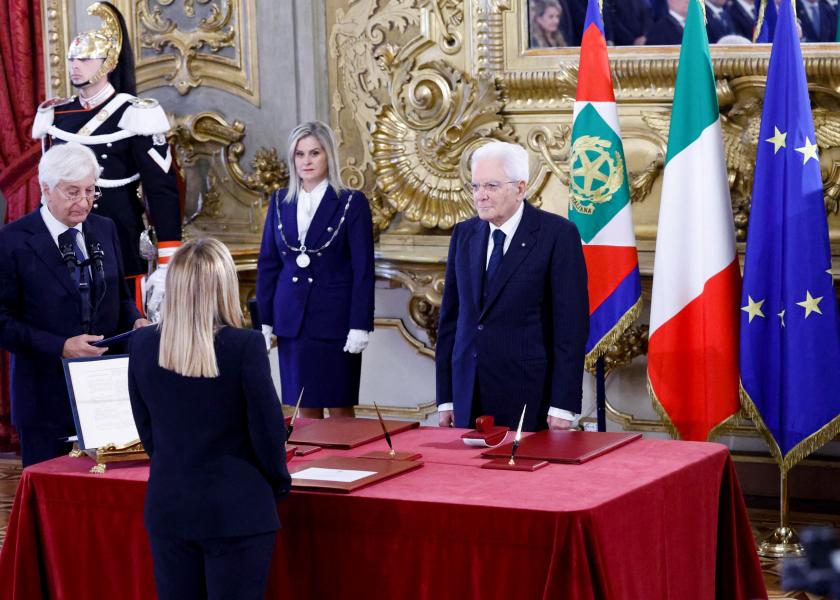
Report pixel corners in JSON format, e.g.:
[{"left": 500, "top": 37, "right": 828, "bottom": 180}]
[{"left": 0, "top": 0, "right": 45, "bottom": 452}]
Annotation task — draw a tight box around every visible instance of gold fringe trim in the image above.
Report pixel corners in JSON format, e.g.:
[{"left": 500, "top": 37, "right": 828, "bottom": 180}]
[
  {"left": 584, "top": 296, "right": 643, "bottom": 372},
  {"left": 647, "top": 375, "right": 740, "bottom": 442},
  {"left": 740, "top": 381, "right": 840, "bottom": 474},
  {"left": 647, "top": 377, "right": 682, "bottom": 440}
]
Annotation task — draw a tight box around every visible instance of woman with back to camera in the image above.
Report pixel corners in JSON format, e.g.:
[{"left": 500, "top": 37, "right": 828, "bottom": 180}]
[
  {"left": 530, "top": 0, "right": 568, "bottom": 47},
  {"left": 257, "top": 121, "right": 375, "bottom": 419},
  {"left": 128, "top": 238, "right": 290, "bottom": 600}
]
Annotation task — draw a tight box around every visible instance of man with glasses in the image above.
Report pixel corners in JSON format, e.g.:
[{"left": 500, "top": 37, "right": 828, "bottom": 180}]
[
  {"left": 436, "top": 141, "right": 589, "bottom": 432},
  {"left": 0, "top": 143, "right": 148, "bottom": 466}
]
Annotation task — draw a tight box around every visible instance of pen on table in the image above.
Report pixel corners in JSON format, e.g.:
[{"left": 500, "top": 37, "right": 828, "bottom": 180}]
[
  {"left": 373, "top": 400, "right": 396, "bottom": 457},
  {"left": 509, "top": 404, "right": 527, "bottom": 466},
  {"left": 287, "top": 387, "right": 304, "bottom": 439}
]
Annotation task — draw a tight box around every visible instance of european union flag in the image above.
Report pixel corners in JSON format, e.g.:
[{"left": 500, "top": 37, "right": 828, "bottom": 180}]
[{"left": 740, "top": 0, "right": 840, "bottom": 471}]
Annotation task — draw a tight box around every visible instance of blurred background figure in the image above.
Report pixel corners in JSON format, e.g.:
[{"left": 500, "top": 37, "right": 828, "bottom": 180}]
[
  {"left": 128, "top": 238, "right": 290, "bottom": 600},
  {"left": 706, "top": 0, "right": 737, "bottom": 42},
  {"left": 647, "top": 0, "right": 689, "bottom": 44},
  {"left": 729, "top": 0, "right": 758, "bottom": 39},
  {"left": 257, "top": 121, "right": 375, "bottom": 420},
  {"left": 797, "top": 0, "right": 838, "bottom": 42},
  {"left": 605, "top": 0, "right": 653, "bottom": 45},
  {"left": 530, "top": 0, "right": 569, "bottom": 47}
]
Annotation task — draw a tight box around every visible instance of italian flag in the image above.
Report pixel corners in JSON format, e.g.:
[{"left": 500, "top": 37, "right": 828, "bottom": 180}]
[
  {"left": 569, "top": 0, "right": 641, "bottom": 369},
  {"left": 647, "top": 0, "right": 741, "bottom": 442}
]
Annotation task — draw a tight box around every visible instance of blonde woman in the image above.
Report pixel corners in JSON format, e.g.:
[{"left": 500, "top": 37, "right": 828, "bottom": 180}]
[
  {"left": 530, "top": 0, "right": 568, "bottom": 47},
  {"left": 257, "top": 121, "right": 375, "bottom": 419},
  {"left": 128, "top": 238, "right": 290, "bottom": 600}
]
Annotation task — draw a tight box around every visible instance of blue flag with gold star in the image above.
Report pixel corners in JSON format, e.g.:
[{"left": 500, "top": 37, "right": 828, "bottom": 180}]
[{"left": 740, "top": 0, "right": 840, "bottom": 472}]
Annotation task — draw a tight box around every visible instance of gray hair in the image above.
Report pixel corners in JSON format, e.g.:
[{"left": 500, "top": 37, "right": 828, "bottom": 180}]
[
  {"left": 38, "top": 143, "right": 101, "bottom": 191},
  {"left": 471, "top": 141, "right": 529, "bottom": 183},
  {"left": 284, "top": 121, "right": 345, "bottom": 203}
]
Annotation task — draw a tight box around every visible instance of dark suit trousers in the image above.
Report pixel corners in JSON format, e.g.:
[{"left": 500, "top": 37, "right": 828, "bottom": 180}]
[
  {"left": 17, "top": 425, "right": 75, "bottom": 468},
  {"left": 149, "top": 531, "right": 277, "bottom": 600}
]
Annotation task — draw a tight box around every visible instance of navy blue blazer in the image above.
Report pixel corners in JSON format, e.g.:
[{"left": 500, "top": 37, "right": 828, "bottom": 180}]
[
  {"left": 0, "top": 210, "right": 139, "bottom": 428},
  {"left": 435, "top": 202, "right": 589, "bottom": 431},
  {"left": 256, "top": 186, "right": 375, "bottom": 340},
  {"left": 128, "top": 326, "right": 291, "bottom": 540}
]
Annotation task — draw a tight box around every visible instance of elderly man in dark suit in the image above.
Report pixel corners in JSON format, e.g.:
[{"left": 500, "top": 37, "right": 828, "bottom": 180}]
[
  {"left": 436, "top": 141, "right": 589, "bottom": 432},
  {"left": 0, "top": 143, "right": 146, "bottom": 466}
]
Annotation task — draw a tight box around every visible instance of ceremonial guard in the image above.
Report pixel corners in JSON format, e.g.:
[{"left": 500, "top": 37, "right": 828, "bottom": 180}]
[{"left": 31, "top": 2, "right": 181, "bottom": 311}]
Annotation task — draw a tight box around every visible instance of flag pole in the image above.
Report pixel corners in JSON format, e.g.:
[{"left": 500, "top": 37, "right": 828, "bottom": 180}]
[
  {"left": 758, "top": 467, "right": 804, "bottom": 557},
  {"left": 596, "top": 356, "right": 606, "bottom": 432}
]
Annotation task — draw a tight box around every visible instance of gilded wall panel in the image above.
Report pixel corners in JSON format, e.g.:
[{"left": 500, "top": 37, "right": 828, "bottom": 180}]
[{"left": 131, "top": 0, "right": 259, "bottom": 102}]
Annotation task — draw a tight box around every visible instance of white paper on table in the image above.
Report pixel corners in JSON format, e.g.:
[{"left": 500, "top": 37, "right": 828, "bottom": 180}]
[
  {"left": 291, "top": 467, "right": 376, "bottom": 483},
  {"left": 65, "top": 356, "right": 139, "bottom": 450}
]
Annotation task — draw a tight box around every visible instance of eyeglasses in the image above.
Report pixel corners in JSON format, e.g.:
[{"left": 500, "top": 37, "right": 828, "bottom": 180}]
[
  {"left": 468, "top": 181, "right": 519, "bottom": 195},
  {"left": 56, "top": 185, "right": 102, "bottom": 203}
]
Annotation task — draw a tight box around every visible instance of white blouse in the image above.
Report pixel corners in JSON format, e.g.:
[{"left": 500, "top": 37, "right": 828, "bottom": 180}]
[{"left": 296, "top": 179, "right": 329, "bottom": 244}]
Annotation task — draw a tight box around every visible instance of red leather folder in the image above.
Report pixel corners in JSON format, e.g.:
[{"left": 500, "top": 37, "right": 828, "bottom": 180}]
[
  {"left": 482, "top": 430, "right": 642, "bottom": 464},
  {"left": 288, "top": 417, "right": 420, "bottom": 449}
]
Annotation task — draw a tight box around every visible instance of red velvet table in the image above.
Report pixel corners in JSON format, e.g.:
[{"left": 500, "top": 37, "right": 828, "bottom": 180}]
[{"left": 0, "top": 427, "right": 766, "bottom": 600}]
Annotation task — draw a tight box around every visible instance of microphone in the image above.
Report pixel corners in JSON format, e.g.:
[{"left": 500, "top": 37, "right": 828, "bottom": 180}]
[
  {"left": 83, "top": 230, "right": 107, "bottom": 316},
  {"left": 86, "top": 232, "right": 105, "bottom": 275},
  {"left": 57, "top": 230, "right": 79, "bottom": 277}
]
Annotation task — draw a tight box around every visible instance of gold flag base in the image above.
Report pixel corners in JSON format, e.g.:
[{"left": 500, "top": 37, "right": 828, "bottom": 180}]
[{"left": 758, "top": 526, "right": 805, "bottom": 558}]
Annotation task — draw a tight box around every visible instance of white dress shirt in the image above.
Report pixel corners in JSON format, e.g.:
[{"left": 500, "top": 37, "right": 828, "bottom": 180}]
[
  {"left": 40, "top": 203, "right": 87, "bottom": 259},
  {"left": 296, "top": 179, "right": 329, "bottom": 244},
  {"left": 439, "top": 201, "right": 578, "bottom": 424},
  {"left": 669, "top": 9, "right": 687, "bottom": 28}
]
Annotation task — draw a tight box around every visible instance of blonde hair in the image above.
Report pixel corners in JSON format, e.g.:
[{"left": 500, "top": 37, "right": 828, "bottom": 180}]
[
  {"left": 530, "top": 0, "right": 566, "bottom": 48},
  {"left": 158, "top": 238, "right": 244, "bottom": 378},
  {"left": 284, "top": 120, "right": 345, "bottom": 203}
]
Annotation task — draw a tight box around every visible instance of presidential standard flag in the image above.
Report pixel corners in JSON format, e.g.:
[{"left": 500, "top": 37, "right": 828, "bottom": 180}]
[
  {"left": 739, "top": 0, "right": 840, "bottom": 471},
  {"left": 647, "top": 0, "right": 741, "bottom": 442},
  {"left": 568, "top": 0, "right": 641, "bottom": 368}
]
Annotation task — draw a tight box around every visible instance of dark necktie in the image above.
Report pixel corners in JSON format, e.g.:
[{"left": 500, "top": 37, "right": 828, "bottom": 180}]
[
  {"left": 67, "top": 229, "right": 90, "bottom": 288},
  {"left": 485, "top": 228, "right": 506, "bottom": 284}
]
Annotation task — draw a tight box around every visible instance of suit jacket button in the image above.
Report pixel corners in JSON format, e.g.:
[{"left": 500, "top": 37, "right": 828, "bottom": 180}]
[
  {"left": 472, "top": 352, "right": 478, "bottom": 359},
  {"left": 282, "top": 251, "right": 287, "bottom": 255},
  {"left": 292, "top": 276, "right": 299, "bottom": 283},
  {"left": 327, "top": 227, "right": 334, "bottom": 232},
  {"left": 307, "top": 277, "right": 313, "bottom": 283},
  {"left": 477, "top": 324, "right": 484, "bottom": 331}
]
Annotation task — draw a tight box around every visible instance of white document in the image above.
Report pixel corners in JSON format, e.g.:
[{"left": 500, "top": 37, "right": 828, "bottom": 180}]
[
  {"left": 65, "top": 356, "right": 139, "bottom": 450},
  {"left": 291, "top": 467, "right": 376, "bottom": 483}
]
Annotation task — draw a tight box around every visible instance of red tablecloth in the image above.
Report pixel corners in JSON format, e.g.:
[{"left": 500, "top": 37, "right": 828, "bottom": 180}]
[{"left": 0, "top": 427, "right": 766, "bottom": 600}]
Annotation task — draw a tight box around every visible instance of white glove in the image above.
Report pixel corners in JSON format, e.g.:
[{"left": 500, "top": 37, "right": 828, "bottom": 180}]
[
  {"left": 144, "top": 264, "right": 167, "bottom": 323},
  {"left": 343, "top": 329, "right": 369, "bottom": 354},
  {"left": 261, "top": 324, "right": 274, "bottom": 352}
]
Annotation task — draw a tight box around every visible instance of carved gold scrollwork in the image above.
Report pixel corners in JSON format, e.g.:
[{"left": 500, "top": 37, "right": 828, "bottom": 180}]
[
  {"left": 138, "top": 0, "right": 235, "bottom": 95},
  {"left": 169, "top": 112, "right": 287, "bottom": 243},
  {"left": 371, "top": 55, "right": 514, "bottom": 229},
  {"left": 134, "top": 0, "right": 258, "bottom": 103},
  {"left": 376, "top": 261, "right": 446, "bottom": 344}
]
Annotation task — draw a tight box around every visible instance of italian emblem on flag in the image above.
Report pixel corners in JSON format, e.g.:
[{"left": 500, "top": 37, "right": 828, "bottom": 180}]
[{"left": 569, "top": 0, "right": 642, "bottom": 370}]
